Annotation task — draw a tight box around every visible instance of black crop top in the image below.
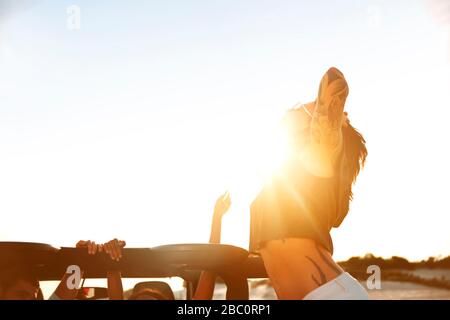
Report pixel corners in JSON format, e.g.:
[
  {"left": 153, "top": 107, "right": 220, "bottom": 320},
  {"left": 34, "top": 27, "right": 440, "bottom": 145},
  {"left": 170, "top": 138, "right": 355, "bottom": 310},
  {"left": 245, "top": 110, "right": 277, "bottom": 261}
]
[{"left": 249, "top": 159, "right": 348, "bottom": 255}]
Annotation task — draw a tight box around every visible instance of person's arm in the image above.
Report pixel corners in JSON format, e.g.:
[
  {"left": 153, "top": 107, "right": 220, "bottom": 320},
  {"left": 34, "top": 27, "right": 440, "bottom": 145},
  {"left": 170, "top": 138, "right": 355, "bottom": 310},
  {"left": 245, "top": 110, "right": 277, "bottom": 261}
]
[
  {"left": 103, "top": 239, "right": 126, "bottom": 300},
  {"left": 50, "top": 241, "right": 98, "bottom": 300},
  {"left": 192, "top": 192, "right": 231, "bottom": 300},
  {"left": 50, "top": 239, "right": 125, "bottom": 300},
  {"left": 106, "top": 271, "right": 123, "bottom": 300},
  {"left": 50, "top": 273, "right": 83, "bottom": 300},
  {"left": 306, "top": 67, "right": 349, "bottom": 177}
]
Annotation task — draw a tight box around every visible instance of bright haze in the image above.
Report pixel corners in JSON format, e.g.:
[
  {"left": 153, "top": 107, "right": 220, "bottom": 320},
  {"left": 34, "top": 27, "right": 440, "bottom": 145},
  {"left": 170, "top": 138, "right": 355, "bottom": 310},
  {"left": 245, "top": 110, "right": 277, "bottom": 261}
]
[{"left": 1, "top": 0, "right": 449, "bottom": 261}]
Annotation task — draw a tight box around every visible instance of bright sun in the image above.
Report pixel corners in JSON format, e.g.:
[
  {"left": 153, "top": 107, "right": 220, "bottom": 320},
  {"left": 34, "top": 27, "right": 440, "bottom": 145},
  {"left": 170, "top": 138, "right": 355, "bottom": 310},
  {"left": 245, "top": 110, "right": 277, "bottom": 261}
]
[
  {"left": 254, "top": 125, "right": 290, "bottom": 181},
  {"left": 207, "top": 110, "right": 292, "bottom": 210}
]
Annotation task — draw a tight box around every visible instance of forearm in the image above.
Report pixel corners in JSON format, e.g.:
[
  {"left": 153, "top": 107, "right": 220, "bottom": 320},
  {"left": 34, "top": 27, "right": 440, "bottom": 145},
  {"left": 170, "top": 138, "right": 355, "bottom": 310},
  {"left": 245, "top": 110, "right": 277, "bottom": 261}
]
[
  {"left": 193, "top": 214, "right": 224, "bottom": 299},
  {"left": 107, "top": 271, "right": 124, "bottom": 300},
  {"left": 302, "top": 102, "right": 344, "bottom": 177},
  {"left": 311, "top": 109, "right": 343, "bottom": 155},
  {"left": 311, "top": 68, "right": 348, "bottom": 157},
  {"left": 192, "top": 271, "right": 216, "bottom": 300},
  {"left": 52, "top": 271, "right": 84, "bottom": 300},
  {"left": 209, "top": 218, "right": 222, "bottom": 243}
]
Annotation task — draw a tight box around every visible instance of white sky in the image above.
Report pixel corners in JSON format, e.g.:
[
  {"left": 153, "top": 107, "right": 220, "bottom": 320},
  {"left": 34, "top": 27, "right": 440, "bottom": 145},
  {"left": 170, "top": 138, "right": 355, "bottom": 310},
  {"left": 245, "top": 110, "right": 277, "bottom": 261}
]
[{"left": 1, "top": 0, "right": 449, "bottom": 262}]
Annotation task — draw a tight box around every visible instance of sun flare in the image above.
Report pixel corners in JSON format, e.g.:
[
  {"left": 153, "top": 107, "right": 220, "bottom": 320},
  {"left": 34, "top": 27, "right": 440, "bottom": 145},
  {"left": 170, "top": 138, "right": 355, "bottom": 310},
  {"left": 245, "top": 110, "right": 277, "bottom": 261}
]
[{"left": 253, "top": 125, "right": 290, "bottom": 182}]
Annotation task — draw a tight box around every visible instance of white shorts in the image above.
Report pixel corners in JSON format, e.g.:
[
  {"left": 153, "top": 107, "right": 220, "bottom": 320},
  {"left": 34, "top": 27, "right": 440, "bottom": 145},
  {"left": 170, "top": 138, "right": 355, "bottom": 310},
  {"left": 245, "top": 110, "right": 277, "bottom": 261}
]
[{"left": 303, "top": 272, "right": 369, "bottom": 300}]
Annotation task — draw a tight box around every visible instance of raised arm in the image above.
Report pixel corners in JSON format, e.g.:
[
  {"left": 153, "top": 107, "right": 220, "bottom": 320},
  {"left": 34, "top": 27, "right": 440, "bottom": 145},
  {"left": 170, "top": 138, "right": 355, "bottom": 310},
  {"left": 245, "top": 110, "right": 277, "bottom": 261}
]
[
  {"left": 304, "top": 67, "right": 349, "bottom": 177},
  {"left": 50, "top": 239, "right": 125, "bottom": 300},
  {"left": 192, "top": 192, "right": 231, "bottom": 300},
  {"left": 103, "top": 239, "right": 126, "bottom": 300},
  {"left": 49, "top": 240, "right": 97, "bottom": 300}
]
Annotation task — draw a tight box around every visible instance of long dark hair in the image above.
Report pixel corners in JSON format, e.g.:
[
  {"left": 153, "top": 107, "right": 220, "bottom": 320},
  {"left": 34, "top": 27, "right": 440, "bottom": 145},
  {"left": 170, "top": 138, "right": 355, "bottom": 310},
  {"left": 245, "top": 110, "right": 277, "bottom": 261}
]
[{"left": 334, "top": 123, "right": 368, "bottom": 227}]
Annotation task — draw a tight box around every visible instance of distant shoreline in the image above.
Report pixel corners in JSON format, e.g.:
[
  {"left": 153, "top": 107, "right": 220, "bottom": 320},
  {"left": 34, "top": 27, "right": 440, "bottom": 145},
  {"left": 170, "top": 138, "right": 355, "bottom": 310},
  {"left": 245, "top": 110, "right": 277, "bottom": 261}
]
[
  {"left": 337, "top": 253, "right": 450, "bottom": 269},
  {"left": 338, "top": 254, "right": 450, "bottom": 290}
]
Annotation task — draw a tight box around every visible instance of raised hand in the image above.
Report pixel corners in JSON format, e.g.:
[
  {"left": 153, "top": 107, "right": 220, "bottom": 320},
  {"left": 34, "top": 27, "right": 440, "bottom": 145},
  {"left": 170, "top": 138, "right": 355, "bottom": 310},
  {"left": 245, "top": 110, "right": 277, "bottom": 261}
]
[
  {"left": 76, "top": 240, "right": 102, "bottom": 255},
  {"left": 213, "top": 191, "right": 231, "bottom": 219},
  {"left": 193, "top": 192, "right": 232, "bottom": 299},
  {"left": 76, "top": 239, "right": 126, "bottom": 261},
  {"left": 312, "top": 67, "right": 349, "bottom": 147},
  {"left": 102, "top": 239, "right": 126, "bottom": 262}
]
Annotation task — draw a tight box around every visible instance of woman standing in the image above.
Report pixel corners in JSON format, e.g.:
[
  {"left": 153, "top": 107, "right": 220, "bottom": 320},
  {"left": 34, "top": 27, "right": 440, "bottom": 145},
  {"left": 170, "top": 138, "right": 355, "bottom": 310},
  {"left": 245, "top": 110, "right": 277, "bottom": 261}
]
[{"left": 250, "top": 67, "right": 369, "bottom": 300}]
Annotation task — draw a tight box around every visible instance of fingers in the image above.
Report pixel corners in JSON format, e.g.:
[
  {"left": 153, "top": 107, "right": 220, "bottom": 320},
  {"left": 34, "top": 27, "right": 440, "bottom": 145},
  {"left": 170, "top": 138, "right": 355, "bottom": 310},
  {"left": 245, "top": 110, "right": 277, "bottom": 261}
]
[
  {"left": 223, "top": 191, "right": 230, "bottom": 201},
  {"left": 214, "top": 191, "right": 232, "bottom": 217},
  {"left": 76, "top": 240, "right": 88, "bottom": 248},
  {"left": 222, "top": 191, "right": 231, "bottom": 208},
  {"left": 103, "top": 242, "right": 112, "bottom": 258},
  {"left": 77, "top": 240, "right": 97, "bottom": 254},
  {"left": 103, "top": 239, "right": 124, "bottom": 261},
  {"left": 78, "top": 239, "right": 125, "bottom": 261},
  {"left": 111, "top": 239, "right": 120, "bottom": 261},
  {"left": 87, "top": 241, "right": 98, "bottom": 255},
  {"left": 218, "top": 191, "right": 231, "bottom": 203},
  {"left": 86, "top": 241, "right": 92, "bottom": 254},
  {"left": 225, "top": 192, "right": 231, "bottom": 204}
]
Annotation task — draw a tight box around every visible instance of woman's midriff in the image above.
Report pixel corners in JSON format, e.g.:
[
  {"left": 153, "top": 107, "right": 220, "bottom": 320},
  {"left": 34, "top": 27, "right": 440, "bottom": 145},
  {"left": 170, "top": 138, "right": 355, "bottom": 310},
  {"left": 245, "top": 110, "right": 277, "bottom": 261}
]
[{"left": 259, "top": 238, "right": 345, "bottom": 299}]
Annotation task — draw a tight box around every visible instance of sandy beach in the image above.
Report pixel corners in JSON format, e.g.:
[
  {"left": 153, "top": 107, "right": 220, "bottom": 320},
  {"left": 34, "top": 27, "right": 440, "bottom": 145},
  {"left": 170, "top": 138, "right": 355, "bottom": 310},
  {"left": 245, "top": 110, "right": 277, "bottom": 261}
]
[{"left": 208, "top": 269, "right": 450, "bottom": 300}]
